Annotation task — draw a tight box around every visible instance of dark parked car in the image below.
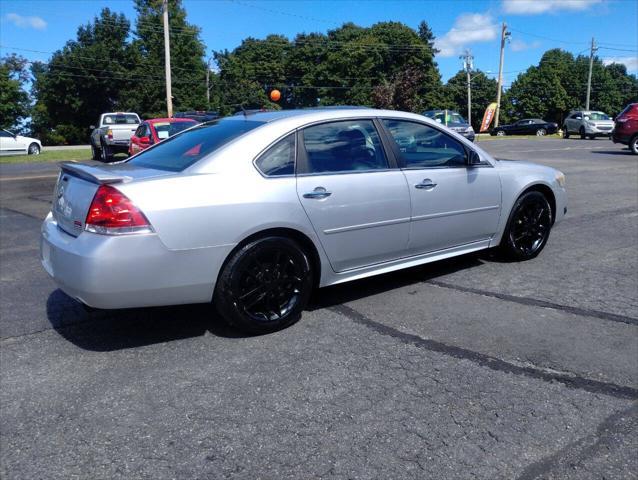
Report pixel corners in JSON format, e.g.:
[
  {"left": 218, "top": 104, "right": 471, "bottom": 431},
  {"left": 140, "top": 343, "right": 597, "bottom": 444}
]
[
  {"left": 491, "top": 119, "right": 558, "bottom": 137},
  {"left": 422, "top": 110, "right": 475, "bottom": 141},
  {"left": 612, "top": 103, "right": 638, "bottom": 155}
]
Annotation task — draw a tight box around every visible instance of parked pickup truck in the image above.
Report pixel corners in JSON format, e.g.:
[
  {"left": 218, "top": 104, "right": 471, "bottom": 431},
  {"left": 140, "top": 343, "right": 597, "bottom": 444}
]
[{"left": 90, "top": 112, "right": 141, "bottom": 161}]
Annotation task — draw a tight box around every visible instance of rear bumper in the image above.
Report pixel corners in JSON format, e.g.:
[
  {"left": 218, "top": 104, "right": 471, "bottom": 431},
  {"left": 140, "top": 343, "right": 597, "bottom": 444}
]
[
  {"left": 612, "top": 131, "right": 632, "bottom": 144},
  {"left": 40, "top": 213, "right": 234, "bottom": 309}
]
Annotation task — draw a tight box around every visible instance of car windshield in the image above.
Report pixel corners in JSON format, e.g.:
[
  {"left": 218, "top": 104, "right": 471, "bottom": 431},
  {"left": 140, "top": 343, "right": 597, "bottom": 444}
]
[
  {"left": 103, "top": 114, "right": 139, "bottom": 125},
  {"left": 424, "top": 111, "right": 466, "bottom": 124},
  {"left": 127, "top": 118, "right": 265, "bottom": 171},
  {"left": 587, "top": 112, "right": 610, "bottom": 121},
  {"left": 153, "top": 121, "right": 197, "bottom": 140}
]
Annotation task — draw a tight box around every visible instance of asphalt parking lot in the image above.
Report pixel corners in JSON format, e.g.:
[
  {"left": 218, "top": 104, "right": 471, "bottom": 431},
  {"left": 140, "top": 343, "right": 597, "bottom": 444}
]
[{"left": 1, "top": 137, "right": 637, "bottom": 479}]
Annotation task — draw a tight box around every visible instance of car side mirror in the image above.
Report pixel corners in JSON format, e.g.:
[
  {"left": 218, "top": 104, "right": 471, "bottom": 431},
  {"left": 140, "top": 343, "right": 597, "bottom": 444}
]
[{"left": 468, "top": 150, "right": 481, "bottom": 166}]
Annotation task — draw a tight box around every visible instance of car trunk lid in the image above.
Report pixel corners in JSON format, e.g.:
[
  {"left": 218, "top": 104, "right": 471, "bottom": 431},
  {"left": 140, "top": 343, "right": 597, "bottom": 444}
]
[{"left": 52, "top": 162, "right": 171, "bottom": 236}]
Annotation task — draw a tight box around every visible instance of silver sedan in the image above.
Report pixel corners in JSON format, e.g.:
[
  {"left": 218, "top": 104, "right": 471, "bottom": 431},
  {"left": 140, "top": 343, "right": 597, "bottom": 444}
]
[{"left": 41, "top": 108, "right": 567, "bottom": 333}]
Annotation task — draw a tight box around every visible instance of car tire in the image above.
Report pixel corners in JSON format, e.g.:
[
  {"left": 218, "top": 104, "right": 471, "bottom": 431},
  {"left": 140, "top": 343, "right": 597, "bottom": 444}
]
[
  {"left": 214, "top": 236, "right": 313, "bottom": 334},
  {"left": 630, "top": 135, "right": 638, "bottom": 155},
  {"left": 496, "top": 130, "right": 506, "bottom": 137},
  {"left": 499, "top": 191, "right": 553, "bottom": 261},
  {"left": 91, "top": 144, "right": 100, "bottom": 160},
  {"left": 100, "top": 142, "right": 112, "bottom": 162},
  {"left": 562, "top": 127, "right": 570, "bottom": 139},
  {"left": 579, "top": 127, "right": 586, "bottom": 139},
  {"left": 536, "top": 128, "right": 546, "bottom": 136},
  {"left": 588, "top": 135, "right": 596, "bottom": 140},
  {"left": 27, "top": 143, "right": 40, "bottom": 155}
]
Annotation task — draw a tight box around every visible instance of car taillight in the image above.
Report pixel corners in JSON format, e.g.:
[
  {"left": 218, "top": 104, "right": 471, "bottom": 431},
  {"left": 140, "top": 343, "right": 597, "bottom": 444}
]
[
  {"left": 85, "top": 185, "right": 153, "bottom": 235},
  {"left": 107, "top": 129, "right": 113, "bottom": 140}
]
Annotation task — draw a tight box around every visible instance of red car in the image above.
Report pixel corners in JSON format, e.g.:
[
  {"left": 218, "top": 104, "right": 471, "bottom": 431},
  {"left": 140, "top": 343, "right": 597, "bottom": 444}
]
[
  {"left": 612, "top": 103, "right": 638, "bottom": 155},
  {"left": 129, "top": 118, "right": 198, "bottom": 155}
]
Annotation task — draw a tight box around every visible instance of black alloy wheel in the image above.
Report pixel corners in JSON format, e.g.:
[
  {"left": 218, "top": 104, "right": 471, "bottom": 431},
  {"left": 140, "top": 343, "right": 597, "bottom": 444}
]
[
  {"left": 214, "top": 236, "right": 313, "bottom": 334},
  {"left": 501, "top": 191, "right": 552, "bottom": 260}
]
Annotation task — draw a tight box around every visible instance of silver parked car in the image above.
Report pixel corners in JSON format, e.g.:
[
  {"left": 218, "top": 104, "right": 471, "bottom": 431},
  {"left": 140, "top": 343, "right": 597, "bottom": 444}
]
[
  {"left": 562, "top": 110, "right": 614, "bottom": 139},
  {"left": 41, "top": 108, "right": 567, "bottom": 333}
]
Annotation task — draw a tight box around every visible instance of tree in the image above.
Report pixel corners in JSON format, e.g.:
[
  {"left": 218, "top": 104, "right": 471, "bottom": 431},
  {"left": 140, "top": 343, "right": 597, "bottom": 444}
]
[
  {"left": 0, "top": 54, "right": 31, "bottom": 131},
  {"left": 31, "top": 8, "right": 136, "bottom": 144},
  {"left": 502, "top": 48, "right": 638, "bottom": 124},
  {"left": 444, "top": 70, "right": 498, "bottom": 130},
  {"left": 129, "top": 0, "right": 207, "bottom": 117}
]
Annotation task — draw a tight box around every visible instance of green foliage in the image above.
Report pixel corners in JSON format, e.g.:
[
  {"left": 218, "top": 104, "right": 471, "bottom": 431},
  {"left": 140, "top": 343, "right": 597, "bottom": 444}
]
[
  {"left": 0, "top": 54, "right": 31, "bottom": 131},
  {"left": 30, "top": 8, "right": 136, "bottom": 144},
  {"left": 504, "top": 49, "right": 638, "bottom": 124},
  {"left": 211, "top": 21, "right": 442, "bottom": 114},
  {"left": 126, "top": 0, "right": 207, "bottom": 117}
]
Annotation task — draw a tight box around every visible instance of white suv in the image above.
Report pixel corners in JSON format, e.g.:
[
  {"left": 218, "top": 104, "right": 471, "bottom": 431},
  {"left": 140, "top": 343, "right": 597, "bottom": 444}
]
[
  {"left": 562, "top": 110, "right": 614, "bottom": 139},
  {"left": 0, "top": 129, "right": 42, "bottom": 155}
]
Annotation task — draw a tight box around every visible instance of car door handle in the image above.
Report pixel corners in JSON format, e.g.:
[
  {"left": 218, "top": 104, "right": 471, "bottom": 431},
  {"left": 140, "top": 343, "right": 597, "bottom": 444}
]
[
  {"left": 303, "top": 187, "right": 332, "bottom": 199},
  {"left": 415, "top": 179, "right": 437, "bottom": 189}
]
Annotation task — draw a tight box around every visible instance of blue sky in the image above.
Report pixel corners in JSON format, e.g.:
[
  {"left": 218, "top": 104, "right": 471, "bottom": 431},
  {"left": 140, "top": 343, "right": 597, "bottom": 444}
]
[{"left": 1, "top": 0, "right": 637, "bottom": 87}]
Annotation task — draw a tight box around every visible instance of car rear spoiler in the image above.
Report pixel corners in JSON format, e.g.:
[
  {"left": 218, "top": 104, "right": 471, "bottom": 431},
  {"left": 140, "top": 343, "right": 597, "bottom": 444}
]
[{"left": 60, "top": 162, "right": 132, "bottom": 185}]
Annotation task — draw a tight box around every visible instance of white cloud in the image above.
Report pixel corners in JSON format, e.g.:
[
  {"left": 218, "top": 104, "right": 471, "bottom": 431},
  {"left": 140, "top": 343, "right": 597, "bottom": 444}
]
[
  {"left": 510, "top": 39, "right": 541, "bottom": 52},
  {"left": 502, "top": 0, "right": 602, "bottom": 15},
  {"left": 603, "top": 56, "right": 638, "bottom": 72},
  {"left": 434, "top": 13, "right": 498, "bottom": 58},
  {"left": 5, "top": 13, "right": 47, "bottom": 30}
]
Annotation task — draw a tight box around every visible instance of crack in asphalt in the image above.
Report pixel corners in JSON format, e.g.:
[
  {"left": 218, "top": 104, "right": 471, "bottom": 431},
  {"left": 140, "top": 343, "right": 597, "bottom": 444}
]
[
  {"left": 330, "top": 304, "right": 638, "bottom": 401},
  {"left": 515, "top": 403, "right": 638, "bottom": 480},
  {"left": 426, "top": 280, "right": 638, "bottom": 326}
]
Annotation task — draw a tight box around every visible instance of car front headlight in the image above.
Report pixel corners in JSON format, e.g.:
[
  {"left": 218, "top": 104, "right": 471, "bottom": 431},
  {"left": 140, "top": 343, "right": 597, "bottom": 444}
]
[
  {"left": 465, "top": 126, "right": 474, "bottom": 133},
  {"left": 555, "top": 171, "right": 566, "bottom": 188}
]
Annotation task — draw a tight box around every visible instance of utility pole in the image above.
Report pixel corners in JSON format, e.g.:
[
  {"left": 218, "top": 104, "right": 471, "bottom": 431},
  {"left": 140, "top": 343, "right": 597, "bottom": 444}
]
[
  {"left": 206, "top": 54, "right": 214, "bottom": 109},
  {"left": 586, "top": 37, "right": 597, "bottom": 110},
  {"left": 494, "top": 22, "right": 510, "bottom": 128},
  {"left": 460, "top": 50, "right": 474, "bottom": 125},
  {"left": 162, "top": 0, "right": 173, "bottom": 117}
]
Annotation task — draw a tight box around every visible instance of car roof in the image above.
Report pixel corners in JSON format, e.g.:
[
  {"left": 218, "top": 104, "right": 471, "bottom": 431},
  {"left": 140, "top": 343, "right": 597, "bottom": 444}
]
[
  {"left": 222, "top": 107, "right": 431, "bottom": 126},
  {"left": 146, "top": 117, "right": 197, "bottom": 124}
]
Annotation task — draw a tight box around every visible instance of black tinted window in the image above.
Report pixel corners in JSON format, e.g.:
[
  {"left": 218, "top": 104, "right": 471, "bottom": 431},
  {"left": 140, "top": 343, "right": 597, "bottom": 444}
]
[
  {"left": 0, "top": 130, "right": 12, "bottom": 138},
  {"left": 302, "top": 120, "right": 388, "bottom": 174},
  {"left": 255, "top": 134, "right": 295, "bottom": 176},
  {"left": 128, "top": 119, "right": 264, "bottom": 171},
  {"left": 382, "top": 119, "right": 467, "bottom": 168}
]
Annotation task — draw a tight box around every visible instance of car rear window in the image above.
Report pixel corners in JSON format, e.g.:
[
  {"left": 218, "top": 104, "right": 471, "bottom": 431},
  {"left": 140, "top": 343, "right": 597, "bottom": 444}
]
[
  {"left": 103, "top": 114, "right": 140, "bottom": 125},
  {"left": 127, "top": 119, "right": 265, "bottom": 171},
  {"left": 153, "top": 121, "right": 197, "bottom": 140}
]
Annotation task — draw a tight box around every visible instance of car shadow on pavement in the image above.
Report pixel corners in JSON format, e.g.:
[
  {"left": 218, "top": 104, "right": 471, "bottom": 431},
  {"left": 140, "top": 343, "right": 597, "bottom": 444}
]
[
  {"left": 309, "top": 253, "right": 484, "bottom": 310},
  {"left": 46, "top": 289, "right": 244, "bottom": 352},
  {"left": 591, "top": 149, "right": 632, "bottom": 155},
  {"left": 47, "top": 253, "right": 486, "bottom": 351}
]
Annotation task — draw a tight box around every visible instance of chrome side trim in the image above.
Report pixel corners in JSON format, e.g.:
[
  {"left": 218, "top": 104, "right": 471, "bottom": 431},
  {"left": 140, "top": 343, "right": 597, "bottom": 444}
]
[
  {"left": 323, "top": 217, "right": 411, "bottom": 235},
  {"left": 412, "top": 205, "right": 500, "bottom": 222}
]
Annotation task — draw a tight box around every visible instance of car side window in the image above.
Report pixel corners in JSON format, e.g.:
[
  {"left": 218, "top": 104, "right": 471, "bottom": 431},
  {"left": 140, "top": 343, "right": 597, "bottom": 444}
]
[
  {"left": 381, "top": 119, "right": 467, "bottom": 168},
  {"left": 134, "top": 125, "right": 145, "bottom": 137},
  {"left": 255, "top": 133, "right": 295, "bottom": 177},
  {"left": 301, "top": 120, "right": 388, "bottom": 174},
  {"left": 0, "top": 130, "right": 12, "bottom": 138}
]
